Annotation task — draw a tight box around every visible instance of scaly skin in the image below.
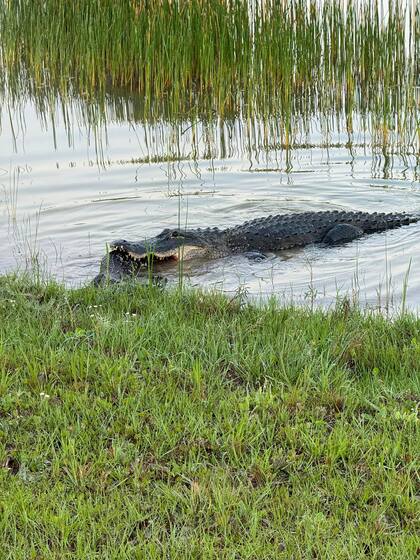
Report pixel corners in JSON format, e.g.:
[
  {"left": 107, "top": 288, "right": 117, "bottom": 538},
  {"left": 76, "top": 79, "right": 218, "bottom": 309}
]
[
  {"left": 94, "top": 210, "right": 418, "bottom": 284},
  {"left": 223, "top": 210, "right": 415, "bottom": 252}
]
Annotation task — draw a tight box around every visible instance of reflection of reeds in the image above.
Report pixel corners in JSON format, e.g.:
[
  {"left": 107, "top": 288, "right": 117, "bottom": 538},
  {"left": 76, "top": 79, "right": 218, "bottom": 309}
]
[{"left": 0, "top": 0, "right": 417, "bottom": 153}]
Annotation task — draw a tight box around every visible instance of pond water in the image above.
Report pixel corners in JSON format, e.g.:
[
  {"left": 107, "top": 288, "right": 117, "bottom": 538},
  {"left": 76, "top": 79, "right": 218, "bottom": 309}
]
[{"left": 0, "top": 97, "right": 419, "bottom": 311}]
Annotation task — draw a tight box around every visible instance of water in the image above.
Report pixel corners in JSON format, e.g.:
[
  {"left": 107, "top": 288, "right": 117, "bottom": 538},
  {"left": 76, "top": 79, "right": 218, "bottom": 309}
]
[{"left": 1, "top": 98, "right": 419, "bottom": 311}]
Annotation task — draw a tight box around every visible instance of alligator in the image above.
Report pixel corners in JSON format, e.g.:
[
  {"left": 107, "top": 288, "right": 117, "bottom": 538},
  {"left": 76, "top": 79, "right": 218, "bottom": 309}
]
[{"left": 93, "top": 210, "right": 418, "bottom": 285}]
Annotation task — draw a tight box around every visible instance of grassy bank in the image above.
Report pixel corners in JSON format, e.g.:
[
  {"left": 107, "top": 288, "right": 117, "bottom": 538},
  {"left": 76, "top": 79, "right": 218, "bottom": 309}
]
[{"left": 0, "top": 275, "right": 418, "bottom": 558}]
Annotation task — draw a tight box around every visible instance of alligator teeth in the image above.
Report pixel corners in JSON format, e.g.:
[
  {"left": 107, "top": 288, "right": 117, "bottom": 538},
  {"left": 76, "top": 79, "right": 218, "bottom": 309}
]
[{"left": 111, "top": 244, "right": 205, "bottom": 265}]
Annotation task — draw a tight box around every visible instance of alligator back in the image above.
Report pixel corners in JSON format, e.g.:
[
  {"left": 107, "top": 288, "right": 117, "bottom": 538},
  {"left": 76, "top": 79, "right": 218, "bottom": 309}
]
[{"left": 224, "top": 211, "right": 416, "bottom": 252}]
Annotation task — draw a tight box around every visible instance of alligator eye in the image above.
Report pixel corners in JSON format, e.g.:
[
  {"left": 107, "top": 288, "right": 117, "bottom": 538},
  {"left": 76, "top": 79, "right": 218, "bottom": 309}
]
[{"left": 171, "top": 230, "right": 182, "bottom": 238}]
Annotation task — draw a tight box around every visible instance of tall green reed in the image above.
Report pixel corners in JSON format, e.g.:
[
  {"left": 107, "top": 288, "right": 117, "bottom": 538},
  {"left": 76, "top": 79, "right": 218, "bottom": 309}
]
[{"left": 0, "top": 0, "right": 417, "bottom": 153}]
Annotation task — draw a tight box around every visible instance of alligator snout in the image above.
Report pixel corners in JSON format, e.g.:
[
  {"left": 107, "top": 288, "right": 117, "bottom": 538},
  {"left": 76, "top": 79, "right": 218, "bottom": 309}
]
[{"left": 110, "top": 239, "right": 129, "bottom": 249}]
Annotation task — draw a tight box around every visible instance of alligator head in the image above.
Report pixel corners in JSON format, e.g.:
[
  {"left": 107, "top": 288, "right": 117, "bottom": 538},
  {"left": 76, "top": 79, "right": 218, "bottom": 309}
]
[
  {"left": 94, "top": 227, "right": 223, "bottom": 285},
  {"left": 110, "top": 227, "right": 216, "bottom": 265}
]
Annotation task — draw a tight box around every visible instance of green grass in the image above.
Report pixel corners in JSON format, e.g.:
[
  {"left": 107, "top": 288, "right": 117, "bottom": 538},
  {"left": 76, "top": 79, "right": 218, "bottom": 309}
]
[
  {"left": 0, "top": 275, "right": 418, "bottom": 558},
  {"left": 0, "top": 0, "right": 418, "bottom": 153}
]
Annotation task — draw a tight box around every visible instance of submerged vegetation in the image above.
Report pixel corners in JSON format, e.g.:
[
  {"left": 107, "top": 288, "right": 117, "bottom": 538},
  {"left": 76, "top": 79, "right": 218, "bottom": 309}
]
[
  {"left": 0, "top": 276, "right": 419, "bottom": 557},
  {"left": 0, "top": 0, "right": 418, "bottom": 155}
]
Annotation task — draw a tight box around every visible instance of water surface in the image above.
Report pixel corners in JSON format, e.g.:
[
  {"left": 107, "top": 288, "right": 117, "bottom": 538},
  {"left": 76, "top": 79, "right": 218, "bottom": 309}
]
[{"left": 1, "top": 98, "right": 419, "bottom": 311}]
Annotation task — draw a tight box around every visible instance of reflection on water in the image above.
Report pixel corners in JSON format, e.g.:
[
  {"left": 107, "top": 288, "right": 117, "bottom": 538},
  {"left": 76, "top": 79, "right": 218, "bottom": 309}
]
[{"left": 0, "top": 96, "right": 419, "bottom": 311}]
